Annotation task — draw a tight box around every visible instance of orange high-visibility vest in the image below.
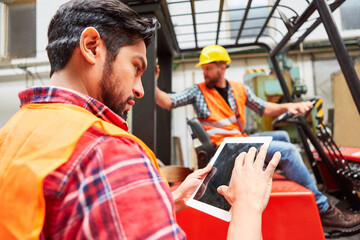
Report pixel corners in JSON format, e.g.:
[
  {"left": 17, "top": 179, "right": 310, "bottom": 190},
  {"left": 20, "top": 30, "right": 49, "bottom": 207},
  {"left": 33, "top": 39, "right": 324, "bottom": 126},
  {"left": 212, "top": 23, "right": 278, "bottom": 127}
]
[
  {"left": 0, "top": 103, "right": 163, "bottom": 240},
  {"left": 198, "top": 81, "right": 247, "bottom": 146}
]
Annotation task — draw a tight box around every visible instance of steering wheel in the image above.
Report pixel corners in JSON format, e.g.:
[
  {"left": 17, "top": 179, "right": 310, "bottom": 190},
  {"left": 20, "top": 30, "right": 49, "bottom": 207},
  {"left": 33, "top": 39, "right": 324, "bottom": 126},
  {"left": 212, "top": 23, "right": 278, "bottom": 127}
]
[{"left": 272, "top": 98, "right": 319, "bottom": 126}]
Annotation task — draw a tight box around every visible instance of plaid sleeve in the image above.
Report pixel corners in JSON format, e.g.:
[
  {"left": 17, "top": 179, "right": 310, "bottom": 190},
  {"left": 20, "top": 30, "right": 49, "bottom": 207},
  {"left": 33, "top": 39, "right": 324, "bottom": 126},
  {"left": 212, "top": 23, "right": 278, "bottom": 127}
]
[
  {"left": 244, "top": 85, "right": 268, "bottom": 116},
  {"left": 168, "top": 85, "right": 198, "bottom": 108},
  {"left": 42, "top": 128, "right": 186, "bottom": 240}
]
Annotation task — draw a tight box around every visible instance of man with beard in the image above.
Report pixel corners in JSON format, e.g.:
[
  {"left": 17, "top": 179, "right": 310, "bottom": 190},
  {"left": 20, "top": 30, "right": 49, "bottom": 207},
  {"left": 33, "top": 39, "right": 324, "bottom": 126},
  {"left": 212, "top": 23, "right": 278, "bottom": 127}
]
[
  {"left": 155, "top": 44, "right": 360, "bottom": 232},
  {"left": 0, "top": 1, "right": 282, "bottom": 240}
]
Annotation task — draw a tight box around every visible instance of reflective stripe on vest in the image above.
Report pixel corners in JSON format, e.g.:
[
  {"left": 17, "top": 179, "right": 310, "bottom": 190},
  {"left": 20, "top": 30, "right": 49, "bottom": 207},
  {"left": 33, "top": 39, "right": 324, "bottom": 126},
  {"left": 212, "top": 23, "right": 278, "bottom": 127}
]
[
  {"left": 0, "top": 103, "right": 164, "bottom": 240},
  {"left": 200, "top": 115, "right": 238, "bottom": 128},
  {"left": 197, "top": 81, "right": 247, "bottom": 146},
  {"left": 206, "top": 128, "right": 243, "bottom": 137}
]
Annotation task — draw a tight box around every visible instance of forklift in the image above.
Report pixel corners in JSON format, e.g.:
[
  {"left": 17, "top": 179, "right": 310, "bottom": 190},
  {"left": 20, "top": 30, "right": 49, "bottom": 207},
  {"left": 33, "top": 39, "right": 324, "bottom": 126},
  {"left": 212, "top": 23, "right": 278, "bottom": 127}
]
[{"left": 128, "top": 0, "right": 360, "bottom": 239}]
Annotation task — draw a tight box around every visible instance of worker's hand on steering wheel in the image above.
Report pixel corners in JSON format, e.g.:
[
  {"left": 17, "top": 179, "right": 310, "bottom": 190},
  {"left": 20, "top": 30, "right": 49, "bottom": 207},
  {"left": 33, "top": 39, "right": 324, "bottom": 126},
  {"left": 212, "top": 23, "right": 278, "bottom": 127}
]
[
  {"left": 272, "top": 100, "right": 316, "bottom": 126},
  {"left": 286, "top": 101, "right": 313, "bottom": 115}
]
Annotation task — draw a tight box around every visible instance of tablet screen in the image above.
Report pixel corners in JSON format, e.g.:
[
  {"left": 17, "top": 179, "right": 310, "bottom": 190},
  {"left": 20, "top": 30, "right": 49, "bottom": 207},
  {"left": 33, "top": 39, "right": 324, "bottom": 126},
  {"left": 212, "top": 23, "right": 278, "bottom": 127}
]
[{"left": 193, "top": 142, "right": 264, "bottom": 211}]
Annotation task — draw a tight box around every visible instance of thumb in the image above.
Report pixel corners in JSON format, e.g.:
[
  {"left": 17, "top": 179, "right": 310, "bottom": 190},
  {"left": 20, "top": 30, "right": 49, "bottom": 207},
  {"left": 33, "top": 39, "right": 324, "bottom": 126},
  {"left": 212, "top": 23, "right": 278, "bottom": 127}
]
[
  {"left": 217, "top": 185, "right": 228, "bottom": 196},
  {"left": 188, "top": 164, "right": 212, "bottom": 181},
  {"left": 288, "top": 108, "right": 298, "bottom": 115},
  {"left": 217, "top": 185, "right": 233, "bottom": 205}
]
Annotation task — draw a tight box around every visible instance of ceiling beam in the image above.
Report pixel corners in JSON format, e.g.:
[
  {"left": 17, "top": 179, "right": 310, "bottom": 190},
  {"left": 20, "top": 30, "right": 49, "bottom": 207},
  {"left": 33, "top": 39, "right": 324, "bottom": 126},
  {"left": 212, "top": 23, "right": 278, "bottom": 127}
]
[
  {"left": 235, "top": 0, "right": 252, "bottom": 44},
  {"left": 215, "top": 0, "right": 225, "bottom": 45},
  {"left": 190, "top": 0, "right": 198, "bottom": 49},
  {"left": 255, "top": 0, "right": 281, "bottom": 43}
]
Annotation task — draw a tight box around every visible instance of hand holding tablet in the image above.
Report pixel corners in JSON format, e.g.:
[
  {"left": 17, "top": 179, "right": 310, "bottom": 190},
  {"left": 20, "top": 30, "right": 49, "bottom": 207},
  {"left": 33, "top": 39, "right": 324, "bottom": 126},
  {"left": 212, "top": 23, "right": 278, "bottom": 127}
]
[
  {"left": 186, "top": 137, "right": 280, "bottom": 222},
  {"left": 224, "top": 143, "right": 281, "bottom": 240},
  {"left": 218, "top": 144, "right": 281, "bottom": 213}
]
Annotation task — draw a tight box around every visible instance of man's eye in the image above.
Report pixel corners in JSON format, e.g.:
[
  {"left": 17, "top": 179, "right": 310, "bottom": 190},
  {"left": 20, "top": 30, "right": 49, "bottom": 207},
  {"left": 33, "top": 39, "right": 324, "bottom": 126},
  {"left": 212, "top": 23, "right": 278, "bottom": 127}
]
[{"left": 135, "top": 65, "right": 141, "bottom": 74}]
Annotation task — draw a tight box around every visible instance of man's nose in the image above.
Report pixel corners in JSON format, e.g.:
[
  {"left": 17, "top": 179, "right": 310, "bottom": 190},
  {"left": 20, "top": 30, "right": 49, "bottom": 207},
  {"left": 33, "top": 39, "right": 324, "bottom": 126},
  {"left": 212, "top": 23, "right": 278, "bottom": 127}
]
[{"left": 133, "top": 79, "right": 144, "bottom": 99}]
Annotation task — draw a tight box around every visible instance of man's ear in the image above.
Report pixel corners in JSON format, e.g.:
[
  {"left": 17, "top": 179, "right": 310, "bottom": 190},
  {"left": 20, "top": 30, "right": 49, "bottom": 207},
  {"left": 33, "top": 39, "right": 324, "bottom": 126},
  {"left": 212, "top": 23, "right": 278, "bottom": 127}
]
[
  {"left": 220, "top": 63, "right": 227, "bottom": 72},
  {"left": 79, "top": 27, "right": 101, "bottom": 65}
]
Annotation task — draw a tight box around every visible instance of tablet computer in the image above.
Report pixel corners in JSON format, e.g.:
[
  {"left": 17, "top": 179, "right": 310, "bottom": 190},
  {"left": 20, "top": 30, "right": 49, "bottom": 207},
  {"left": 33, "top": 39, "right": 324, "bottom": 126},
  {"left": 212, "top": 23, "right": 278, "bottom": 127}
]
[{"left": 186, "top": 136, "right": 273, "bottom": 222}]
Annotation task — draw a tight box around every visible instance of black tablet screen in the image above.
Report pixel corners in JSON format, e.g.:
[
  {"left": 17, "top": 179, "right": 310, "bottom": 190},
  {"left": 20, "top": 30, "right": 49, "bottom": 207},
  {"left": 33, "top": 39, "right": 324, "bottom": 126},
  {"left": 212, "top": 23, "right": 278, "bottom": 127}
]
[{"left": 194, "top": 142, "right": 263, "bottom": 211}]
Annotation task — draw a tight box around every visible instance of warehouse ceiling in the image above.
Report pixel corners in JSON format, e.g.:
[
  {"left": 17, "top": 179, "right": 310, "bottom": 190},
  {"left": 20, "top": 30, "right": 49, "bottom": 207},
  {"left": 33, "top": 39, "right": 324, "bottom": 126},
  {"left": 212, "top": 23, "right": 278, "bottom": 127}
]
[
  {"left": 128, "top": 0, "right": 346, "bottom": 56},
  {"left": 126, "top": 0, "right": 360, "bottom": 114}
]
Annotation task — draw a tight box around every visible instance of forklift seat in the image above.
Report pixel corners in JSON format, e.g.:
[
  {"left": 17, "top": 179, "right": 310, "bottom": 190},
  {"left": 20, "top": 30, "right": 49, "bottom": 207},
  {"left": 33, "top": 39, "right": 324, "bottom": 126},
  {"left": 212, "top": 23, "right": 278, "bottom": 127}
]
[{"left": 186, "top": 118, "right": 216, "bottom": 169}]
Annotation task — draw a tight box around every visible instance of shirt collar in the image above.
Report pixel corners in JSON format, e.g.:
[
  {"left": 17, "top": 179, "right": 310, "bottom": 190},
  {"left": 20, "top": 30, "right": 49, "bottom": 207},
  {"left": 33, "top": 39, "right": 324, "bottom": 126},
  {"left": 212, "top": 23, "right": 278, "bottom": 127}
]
[
  {"left": 19, "top": 86, "right": 129, "bottom": 131},
  {"left": 214, "top": 80, "right": 229, "bottom": 91}
]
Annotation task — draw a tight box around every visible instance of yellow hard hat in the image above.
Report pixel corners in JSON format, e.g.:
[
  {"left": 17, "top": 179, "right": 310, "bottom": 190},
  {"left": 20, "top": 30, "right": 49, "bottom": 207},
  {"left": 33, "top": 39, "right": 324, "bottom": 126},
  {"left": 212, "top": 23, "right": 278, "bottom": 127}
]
[{"left": 195, "top": 45, "right": 231, "bottom": 68}]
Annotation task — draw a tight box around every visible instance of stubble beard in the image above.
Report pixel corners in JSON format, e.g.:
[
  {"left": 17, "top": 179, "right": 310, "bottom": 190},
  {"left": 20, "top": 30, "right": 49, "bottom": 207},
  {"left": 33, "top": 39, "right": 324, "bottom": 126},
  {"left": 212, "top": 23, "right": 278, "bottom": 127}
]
[
  {"left": 205, "top": 70, "right": 221, "bottom": 88},
  {"left": 99, "top": 61, "right": 134, "bottom": 121}
]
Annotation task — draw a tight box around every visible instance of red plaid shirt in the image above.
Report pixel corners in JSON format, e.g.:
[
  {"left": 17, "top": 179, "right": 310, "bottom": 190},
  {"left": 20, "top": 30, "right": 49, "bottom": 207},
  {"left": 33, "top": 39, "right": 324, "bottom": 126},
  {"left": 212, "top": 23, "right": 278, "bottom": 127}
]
[{"left": 19, "top": 87, "right": 186, "bottom": 240}]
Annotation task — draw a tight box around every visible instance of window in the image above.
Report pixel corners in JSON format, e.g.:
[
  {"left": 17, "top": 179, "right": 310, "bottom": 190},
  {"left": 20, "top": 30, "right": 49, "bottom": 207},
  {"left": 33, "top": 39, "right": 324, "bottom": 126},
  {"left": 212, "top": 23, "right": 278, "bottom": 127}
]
[
  {"left": 2, "top": 0, "right": 36, "bottom": 59},
  {"left": 225, "top": 0, "right": 269, "bottom": 44},
  {"left": 340, "top": 0, "right": 360, "bottom": 31}
]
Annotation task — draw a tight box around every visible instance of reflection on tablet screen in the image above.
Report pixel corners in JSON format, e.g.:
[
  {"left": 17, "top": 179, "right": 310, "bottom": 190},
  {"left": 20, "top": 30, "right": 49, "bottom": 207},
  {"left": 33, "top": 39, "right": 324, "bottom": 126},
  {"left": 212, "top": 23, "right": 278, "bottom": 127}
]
[{"left": 194, "top": 142, "right": 263, "bottom": 211}]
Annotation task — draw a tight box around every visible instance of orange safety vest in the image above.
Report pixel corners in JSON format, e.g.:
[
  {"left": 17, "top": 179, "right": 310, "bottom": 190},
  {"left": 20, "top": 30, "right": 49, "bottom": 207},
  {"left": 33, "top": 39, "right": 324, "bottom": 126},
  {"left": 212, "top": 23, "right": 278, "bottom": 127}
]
[
  {"left": 198, "top": 81, "right": 247, "bottom": 146},
  {"left": 0, "top": 103, "right": 164, "bottom": 240}
]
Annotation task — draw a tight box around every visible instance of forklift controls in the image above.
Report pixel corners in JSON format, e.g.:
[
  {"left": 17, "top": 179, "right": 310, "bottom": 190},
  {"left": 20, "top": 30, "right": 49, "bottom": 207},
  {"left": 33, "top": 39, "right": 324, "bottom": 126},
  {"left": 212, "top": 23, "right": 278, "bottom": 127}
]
[{"left": 272, "top": 98, "right": 360, "bottom": 210}]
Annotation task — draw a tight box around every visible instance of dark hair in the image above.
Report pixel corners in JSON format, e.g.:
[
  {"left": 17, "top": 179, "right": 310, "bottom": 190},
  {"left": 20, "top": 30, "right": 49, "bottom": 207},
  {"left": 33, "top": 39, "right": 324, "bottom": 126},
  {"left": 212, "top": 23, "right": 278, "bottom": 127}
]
[
  {"left": 215, "top": 61, "right": 230, "bottom": 68},
  {"left": 46, "top": 0, "right": 159, "bottom": 76}
]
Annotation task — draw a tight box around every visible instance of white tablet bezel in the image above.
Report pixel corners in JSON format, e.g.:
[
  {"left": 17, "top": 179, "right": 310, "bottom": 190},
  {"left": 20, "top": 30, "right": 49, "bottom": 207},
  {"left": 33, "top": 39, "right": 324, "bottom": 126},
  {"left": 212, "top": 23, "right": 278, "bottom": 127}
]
[{"left": 186, "top": 136, "right": 273, "bottom": 222}]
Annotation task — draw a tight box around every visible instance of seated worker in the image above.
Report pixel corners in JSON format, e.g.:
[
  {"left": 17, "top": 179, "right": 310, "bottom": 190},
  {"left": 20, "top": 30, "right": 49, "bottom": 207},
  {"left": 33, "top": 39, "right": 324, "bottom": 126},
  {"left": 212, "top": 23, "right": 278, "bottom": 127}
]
[
  {"left": 0, "top": 1, "right": 281, "bottom": 239},
  {"left": 155, "top": 44, "right": 360, "bottom": 231}
]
